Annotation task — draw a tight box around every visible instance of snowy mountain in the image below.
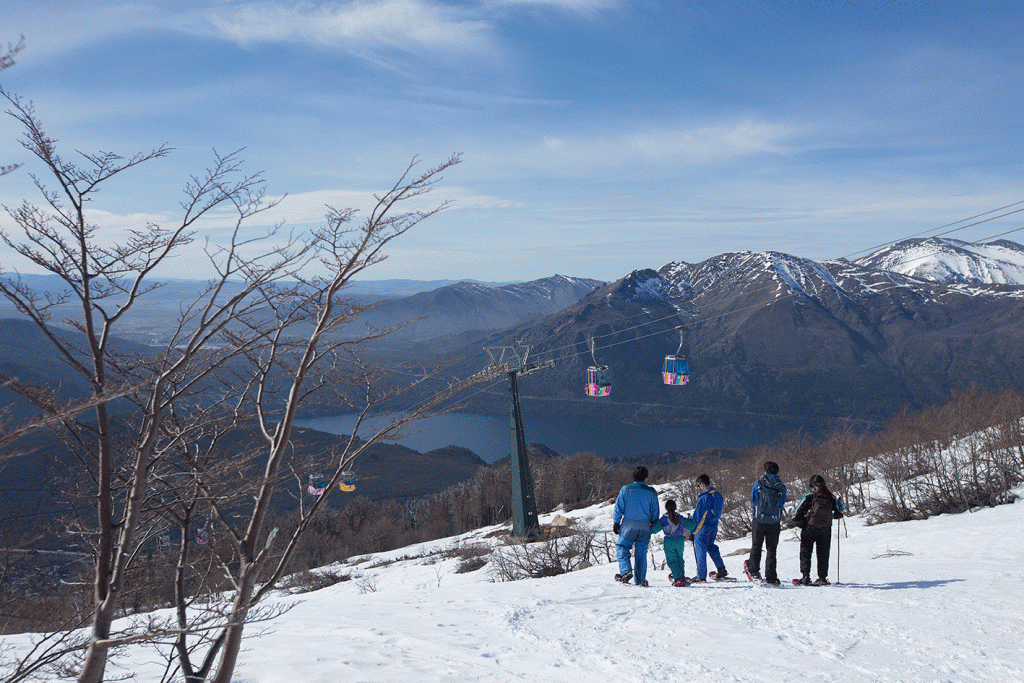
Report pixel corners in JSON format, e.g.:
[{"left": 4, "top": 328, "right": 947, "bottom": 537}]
[
  {"left": 426, "top": 249, "right": 1024, "bottom": 429},
  {"left": 7, "top": 482, "right": 1020, "bottom": 681},
  {"left": 857, "top": 237, "right": 1024, "bottom": 285}
]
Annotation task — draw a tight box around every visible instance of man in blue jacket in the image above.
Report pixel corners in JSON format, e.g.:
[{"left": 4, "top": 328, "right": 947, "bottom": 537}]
[
  {"left": 612, "top": 466, "right": 660, "bottom": 586},
  {"left": 745, "top": 461, "right": 787, "bottom": 585},
  {"left": 691, "top": 473, "right": 728, "bottom": 581}
]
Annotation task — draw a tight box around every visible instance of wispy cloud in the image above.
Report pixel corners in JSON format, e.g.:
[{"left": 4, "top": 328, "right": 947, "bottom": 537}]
[
  {"left": 208, "top": 1, "right": 494, "bottom": 55},
  {"left": 519, "top": 119, "right": 798, "bottom": 174},
  {"left": 162, "top": 184, "right": 519, "bottom": 231},
  {"left": 486, "top": 0, "right": 617, "bottom": 14}
]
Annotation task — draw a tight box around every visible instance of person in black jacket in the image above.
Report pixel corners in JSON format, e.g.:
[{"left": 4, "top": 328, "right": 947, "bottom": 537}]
[
  {"left": 745, "top": 461, "right": 787, "bottom": 585},
  {"left": 792, "top": 474, "right": 844, "bottom": 585}
]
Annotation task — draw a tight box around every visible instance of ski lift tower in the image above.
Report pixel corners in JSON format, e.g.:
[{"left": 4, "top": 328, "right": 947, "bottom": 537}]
[{"left": 471, "top": 342, "right": 554, "bottom": 539}]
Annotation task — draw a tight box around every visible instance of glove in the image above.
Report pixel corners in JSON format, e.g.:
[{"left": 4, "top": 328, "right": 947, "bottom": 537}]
[
  {"left": 833, "top": 511, "right": 844, "bottom": 519},
  {"left": 613, "top": 522, "right": 620, "bottom": 534},
  {"left": 683, "top": 529, "right": 693, "bottom": 541}
]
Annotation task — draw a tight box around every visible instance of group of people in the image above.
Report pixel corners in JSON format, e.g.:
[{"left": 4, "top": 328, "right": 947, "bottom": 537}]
[{"left": 612, "top": 463, "right": 843, "bottom": 587}]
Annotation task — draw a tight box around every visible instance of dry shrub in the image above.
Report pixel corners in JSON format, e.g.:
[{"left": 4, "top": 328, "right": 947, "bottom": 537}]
[
  {"left": 489, "top": 526, "right": 597, "bottom": 581},
  {"left": 279, "top": 569, "right": 351, "bottom": 594},
  {"left": 455, "top": 556, "right": 488, "bottom": 574},
  {"left": 865, "top": 388, "right": 1024, "bottom": 522}
]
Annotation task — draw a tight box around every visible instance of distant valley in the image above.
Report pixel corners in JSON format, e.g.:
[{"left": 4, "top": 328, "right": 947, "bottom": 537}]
[{"left": 6, "top": 236, "right": 1024, "bottom": 545}]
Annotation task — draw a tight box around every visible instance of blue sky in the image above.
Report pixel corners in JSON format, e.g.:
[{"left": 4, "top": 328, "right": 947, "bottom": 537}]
[{"left": 1, "top": 0, "right": 1022, "bottom": 282}]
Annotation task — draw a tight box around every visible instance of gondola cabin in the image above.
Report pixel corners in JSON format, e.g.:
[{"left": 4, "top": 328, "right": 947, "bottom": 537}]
[
  {"left": 338, "top": 471, "right": 357, "bottom": 492},
  {"left": 662, "top": 356, "right": 689, "bottom": 385},
  {"left": 308, "top": 474, "right": 327, "bottom": 496},
  {"left": 586, "top": 365, "right": 612, "bottom": 397}
]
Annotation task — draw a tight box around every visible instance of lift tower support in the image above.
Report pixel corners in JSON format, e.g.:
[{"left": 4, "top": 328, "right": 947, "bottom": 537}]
[{"left": 471, "top": 343, "right": 554, "bottom": 538}]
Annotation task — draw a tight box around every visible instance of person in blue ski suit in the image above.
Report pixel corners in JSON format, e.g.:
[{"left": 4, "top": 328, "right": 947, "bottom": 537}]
[
  {"left": 660, "top": 500, "right": 697, "bottom": 586},
  {"left": 746, "top": 461, "right": 787, "bottom": 585},
  {"left": 691, "top": 473, "right": 728, "bottom": 581},
  {"left": 612, "top": 466, "right": 660, "bottom": 585}
]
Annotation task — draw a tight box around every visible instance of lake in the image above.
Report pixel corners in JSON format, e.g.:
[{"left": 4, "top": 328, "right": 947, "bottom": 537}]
[{"left": 295, "top": 412, "right": 779, "bottom": 464}]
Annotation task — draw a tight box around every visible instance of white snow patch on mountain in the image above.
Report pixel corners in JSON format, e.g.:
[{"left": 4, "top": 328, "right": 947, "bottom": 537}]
[{"left": 859, "top": 238, "right": 1024, "bottom": 285}]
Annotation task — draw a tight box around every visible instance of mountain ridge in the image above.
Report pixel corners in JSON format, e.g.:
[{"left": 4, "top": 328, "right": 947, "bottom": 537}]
[
  {"left": 419, "top": 242, "right": 1024, "bottom": 429},
  {"left": 857, "top": 237, "right": 1024, "bottom": 285},
  {"left": 342, "top": 274, "right": 604, "bottom": 341}
]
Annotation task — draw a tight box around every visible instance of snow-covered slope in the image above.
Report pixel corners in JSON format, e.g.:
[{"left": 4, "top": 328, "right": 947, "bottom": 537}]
[
  {"left": 9, "top": 486, "right": 1021, "bottom": 682},
  {"left": 857, "top": 237, "right": 1024, "bottom": 285}
]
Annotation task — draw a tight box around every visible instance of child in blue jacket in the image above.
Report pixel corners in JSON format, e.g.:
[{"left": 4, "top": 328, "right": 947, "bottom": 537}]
[{"left": 660, "top": 500, "right": 697, "bottom": 586}]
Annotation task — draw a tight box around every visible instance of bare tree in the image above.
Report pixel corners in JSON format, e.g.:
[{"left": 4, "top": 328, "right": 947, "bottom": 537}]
[
  {"left": 168, "top": 156, "right": 473, "bottom": 683},
  {"left": 1, "top": 37, "right": 25, "bottom": 178},
  {"left": 0, "top": 86, "right": 469, "bottom": 682},
  {"left": 0, "top": 86, "right": 305, "bottom": 682}
]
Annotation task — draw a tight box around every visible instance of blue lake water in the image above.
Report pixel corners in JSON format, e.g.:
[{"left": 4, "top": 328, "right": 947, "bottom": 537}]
[{"left": 296, "top": 412, "right": 778, "bottom": 464}]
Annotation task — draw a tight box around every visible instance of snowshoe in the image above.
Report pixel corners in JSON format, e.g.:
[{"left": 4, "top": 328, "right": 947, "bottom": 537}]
[
  {"left": 614, "top": 570, "right": 633, "bottom": 584},
  {"left": 791, "top": 576, "right": 812, "bottom": 586},
  {"left": 742, "top": 559, "right": 762, "bottom": 583},
  {"left": 708, "top": 570, "right": 738, "bottom": 582},
  {"left": 814, "top": 577, "right": 831, "bottom": 586}
]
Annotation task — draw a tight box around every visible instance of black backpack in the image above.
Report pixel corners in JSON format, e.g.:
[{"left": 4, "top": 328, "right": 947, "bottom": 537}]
[
  {"left": 753, "top": 475, "right": 785, "bottom": 524},
  {"left": 807, "top": 492, "right": 834, "bottom": 529}
]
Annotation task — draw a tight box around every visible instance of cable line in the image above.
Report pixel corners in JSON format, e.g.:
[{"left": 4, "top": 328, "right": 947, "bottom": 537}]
[{"left": 840, "top": 200, "right": 1024, "bottom": 260}]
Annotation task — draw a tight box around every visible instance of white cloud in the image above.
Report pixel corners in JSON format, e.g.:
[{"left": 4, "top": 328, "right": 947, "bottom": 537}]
[
  {"left": 512, "top": 119, "right": 798, "bottom": 174},
  {"left": 83, "top": 209, "right": 173, "bottom": 232},
  {"left": 208, "top": 1, "right": 493, "bottom": 54},
  {"left": 135, "top": 184, "right": 520, "bottom": 232},
  {"left": 618, "top": 119, "right": 796, "bottom": 161},
  {"left": 486, "top": 0, "right": 617, "bottom": 14}
]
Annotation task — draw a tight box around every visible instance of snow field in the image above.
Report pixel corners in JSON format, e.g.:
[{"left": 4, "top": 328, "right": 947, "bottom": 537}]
[
  {"left": 210, "top": 498, "right": 1024, "bottom": 681},
  {"left": 5, "top": 490, "right": 1023, "bottom": 682}
]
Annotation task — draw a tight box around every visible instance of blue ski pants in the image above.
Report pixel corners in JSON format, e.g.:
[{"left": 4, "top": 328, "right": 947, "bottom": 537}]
[
  {"left": 693, "top": 528, "right": 724, "bottom": 580},
  {"left": 616, "top": 524, "right": 651, "bottom": 584},
  {"left": 663, "top": 536, "right": 687, "bottom": 581}
]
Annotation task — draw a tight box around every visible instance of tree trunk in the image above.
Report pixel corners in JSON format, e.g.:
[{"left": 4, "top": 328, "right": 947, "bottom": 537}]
[
  {"left": 209, "top": 571, "right": 257, "bottom": 683},
  {"left": 76, "top": 596, "right": 117, "bottom": 683}
]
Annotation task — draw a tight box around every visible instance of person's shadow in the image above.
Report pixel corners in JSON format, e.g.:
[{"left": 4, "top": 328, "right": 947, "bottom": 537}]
[{"left": 833, "top": 579, "right": 964, "bottom": 590}]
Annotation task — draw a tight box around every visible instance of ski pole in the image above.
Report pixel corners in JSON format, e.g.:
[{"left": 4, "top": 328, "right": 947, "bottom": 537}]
[{"left": 835, "top": 517, "right": 840, "bottom": 585}]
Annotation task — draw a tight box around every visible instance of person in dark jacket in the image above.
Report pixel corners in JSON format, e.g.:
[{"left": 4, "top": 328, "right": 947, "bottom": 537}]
[
  {"left": 691, "top": 473, "right": 728, "bottom": 581},
  {"left": 745, "top": 461, "right": 787, "bottom": 585},
  {"left": 792, "top": 474, "right": 844, "bottom": 585},
  {"left": 612, "top": 466, "right": 660, "bottom": 586}
]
